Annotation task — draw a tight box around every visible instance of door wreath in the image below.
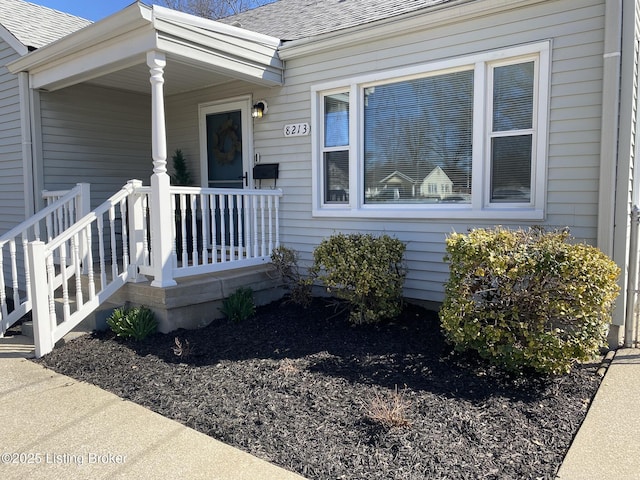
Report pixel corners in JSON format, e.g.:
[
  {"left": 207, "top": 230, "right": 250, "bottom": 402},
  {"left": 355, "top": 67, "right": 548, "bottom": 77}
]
[{"left": 212, "top": 117, "right": 242, "bottom": 165}]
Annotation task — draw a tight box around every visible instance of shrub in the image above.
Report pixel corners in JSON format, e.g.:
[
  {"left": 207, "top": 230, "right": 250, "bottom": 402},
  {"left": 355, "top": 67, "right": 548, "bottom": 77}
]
[
  {"left": 309, "top": 233, "right": 406, "bottom": 324},
  {"left": 439, "top": 227, "right": 621, "bottom": 375},
  {"left": 270, "top": 245, "right": 313, "bottom": 307},
  {"left": 107, "top": 305, "right": 157, "bottom": 341},
  {"left": 220, "top": 287, "right": 255, "bottom": 322}
]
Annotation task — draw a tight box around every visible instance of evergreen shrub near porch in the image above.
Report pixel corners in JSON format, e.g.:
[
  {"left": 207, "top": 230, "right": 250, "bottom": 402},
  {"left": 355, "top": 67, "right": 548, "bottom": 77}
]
[
  {"left": 308, "top": 233, "right": 406, "bottom": 324},
  {"left": 440, "top": 227, "right": 621, "bottom": 375}
]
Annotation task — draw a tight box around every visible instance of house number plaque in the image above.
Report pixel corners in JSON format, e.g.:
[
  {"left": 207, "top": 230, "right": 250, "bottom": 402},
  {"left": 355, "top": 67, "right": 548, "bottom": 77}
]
[{"left": 283, "top": 123, "right": 310, "bottom": 137}]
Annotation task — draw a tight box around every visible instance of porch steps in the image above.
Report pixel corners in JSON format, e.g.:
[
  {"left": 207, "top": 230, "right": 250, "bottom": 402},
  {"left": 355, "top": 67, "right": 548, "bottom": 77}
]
[{"left": 16, "top": 264, "right": 284, "bottom": 346}]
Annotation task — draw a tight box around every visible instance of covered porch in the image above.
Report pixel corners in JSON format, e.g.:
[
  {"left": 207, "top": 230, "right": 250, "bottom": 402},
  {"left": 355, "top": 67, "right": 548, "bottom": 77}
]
[{"left": 3, "top": 3, "right": 287, "bottom": 355}]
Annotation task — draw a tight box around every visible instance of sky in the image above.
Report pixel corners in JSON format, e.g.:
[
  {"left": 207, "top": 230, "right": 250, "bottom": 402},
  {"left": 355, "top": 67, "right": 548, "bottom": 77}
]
[{"left": 29, "top": 1, "right": 160, "bottom": 21}]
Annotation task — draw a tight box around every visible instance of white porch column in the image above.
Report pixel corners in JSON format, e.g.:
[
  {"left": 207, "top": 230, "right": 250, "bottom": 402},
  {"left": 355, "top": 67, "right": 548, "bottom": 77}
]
[{"left": 147, "top": 51, "right": 176, "bottom": 287}]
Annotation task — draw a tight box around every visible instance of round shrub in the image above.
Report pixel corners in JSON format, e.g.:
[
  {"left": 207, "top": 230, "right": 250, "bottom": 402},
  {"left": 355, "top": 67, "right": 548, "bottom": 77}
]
[
  {"left": 439, "top": 227, "right": 620, "bottom": 375},
  {"left": 309, "top": 233, "right": 406, "bottom": 324}
]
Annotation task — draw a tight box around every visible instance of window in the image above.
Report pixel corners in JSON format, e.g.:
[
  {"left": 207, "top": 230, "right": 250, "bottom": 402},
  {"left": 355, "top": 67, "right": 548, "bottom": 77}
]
[{"left": 312, "top": 42, "right": 549, "bottom": 219}]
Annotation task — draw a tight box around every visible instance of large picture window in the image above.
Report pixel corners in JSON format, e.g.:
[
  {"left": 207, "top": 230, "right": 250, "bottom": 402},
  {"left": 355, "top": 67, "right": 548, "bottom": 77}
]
[{"left": 312, "top": 42, "right": 549, "bottom": 219}]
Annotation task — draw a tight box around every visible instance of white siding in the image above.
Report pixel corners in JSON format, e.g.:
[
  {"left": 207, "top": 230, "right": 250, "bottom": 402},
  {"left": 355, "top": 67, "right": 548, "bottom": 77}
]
[
  {"left": 167, "top": 0, "right": 607, "bottom": 304},
  {"left": 38, "top": 84, "right": 153, "bottom": 207},
  {"left": 0, "top": 39, "right": 25, "bottom": 236}
]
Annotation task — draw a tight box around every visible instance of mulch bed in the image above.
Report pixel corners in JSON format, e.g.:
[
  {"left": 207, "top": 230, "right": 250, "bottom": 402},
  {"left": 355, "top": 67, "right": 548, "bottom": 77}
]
[{"left": 35, "top": 298, "right": 602, "bottom": 479}]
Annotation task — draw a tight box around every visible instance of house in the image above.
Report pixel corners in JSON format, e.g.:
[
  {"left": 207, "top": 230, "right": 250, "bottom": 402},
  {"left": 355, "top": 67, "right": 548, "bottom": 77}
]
[
  {"left": 419, "top": 166, "right": 454, "bottom": 200},
  {"left": 377, "top": 170, "right": 417, "bottom": 201},
  {"left": 1, "top": 0, "right": 639, "bottom": 354}
]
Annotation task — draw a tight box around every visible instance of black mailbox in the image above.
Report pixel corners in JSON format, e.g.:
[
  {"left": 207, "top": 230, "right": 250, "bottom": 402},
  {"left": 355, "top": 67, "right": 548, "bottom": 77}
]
[{"left": 253, "top": 163, "right": 279, "bottom": 180}]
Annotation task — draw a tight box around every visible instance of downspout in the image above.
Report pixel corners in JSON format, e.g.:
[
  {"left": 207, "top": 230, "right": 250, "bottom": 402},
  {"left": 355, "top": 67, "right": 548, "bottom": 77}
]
[
  {"left": 597, "top": 0, "right": 624, "bottom": 346},
  {"left": 17, "top": 72, "right": 35, "bottom": 217}
]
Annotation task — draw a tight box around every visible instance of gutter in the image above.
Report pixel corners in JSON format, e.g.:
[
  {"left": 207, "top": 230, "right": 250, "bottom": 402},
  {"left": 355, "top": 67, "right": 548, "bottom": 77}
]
[
  {"left": 18, "top": 74, "right": 35, "bottom": 217},
  {"left": 597, "top": 0, "right": 622, "bottom": 257}
]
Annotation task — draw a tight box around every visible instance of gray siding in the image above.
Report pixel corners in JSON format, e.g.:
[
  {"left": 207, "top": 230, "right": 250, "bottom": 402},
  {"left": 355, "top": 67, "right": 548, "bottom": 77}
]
[
  {"left": 0, "top": 39, "right": 25, "bottom": 236},
  {"left": 38, "top": 83, "right": 153, "bottom": 208},
  {"left": 168, "top": 0, "right": 607, "bottom": 304}
]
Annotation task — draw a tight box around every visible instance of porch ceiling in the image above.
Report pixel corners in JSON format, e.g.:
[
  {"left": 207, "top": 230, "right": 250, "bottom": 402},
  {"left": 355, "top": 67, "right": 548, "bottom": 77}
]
[{"left": 7, "top": 3, "right": 284, "bottom": 94}]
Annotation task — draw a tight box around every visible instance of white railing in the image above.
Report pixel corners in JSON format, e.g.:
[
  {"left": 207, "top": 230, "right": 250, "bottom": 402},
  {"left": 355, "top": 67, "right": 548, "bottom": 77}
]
[
  {"left": 27, "top": 183, "right": 135, "bottom": 357},
  {"left": 26, "top": 181, "right": 283, "bottom": 357},
  {"left": 136, "top": 186, "right": 283, "bottom": 279},
  {"left": 0, "top": 183, "right": 90, "bottom": 336}
]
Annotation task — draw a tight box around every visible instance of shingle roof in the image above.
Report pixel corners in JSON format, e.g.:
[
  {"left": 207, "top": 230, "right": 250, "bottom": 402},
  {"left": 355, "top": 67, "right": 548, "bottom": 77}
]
[
  {"left": 220, "top": 0, "right": 461, "bottom": 41},
  {"left": 0, "top": 0, "right": 91, "bottom": 50}
]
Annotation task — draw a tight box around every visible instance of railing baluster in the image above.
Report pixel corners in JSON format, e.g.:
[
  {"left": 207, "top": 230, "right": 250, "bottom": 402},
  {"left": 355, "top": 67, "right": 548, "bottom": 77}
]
[
  {"left": 45, "top": 253, "right": 56, "bottom": 332},
  {"left": 201, "top": 193, "right": 209, "bottom": 265},
  {"left": 267, "top": 195, "right": 274, "bottom": 253},
  {"left": 274, "top": 195, "right": 280, "bottom": 249},
  {"left": 228, "top": 194, "right": 235, "bottom": 262},
  {"left": 121, "top": 197, "right": 129, "bottom": 271},
  {"left": 143, "top": 193, "right": 150, "bottom": 267},
  {"left": 97, "top": 216, "right": 106, "bottom": 290},
  {"left": 109, "top": 206, "right": 118, "bottom": 280},
  {"left": 252, "top": 195, "right": 259, "bottom": 258},
  {"left": 85, "top": 225, "right": 95, "bottom": 300},
  {"left": 9, "top": 240, "right": 20, "bottom": 309},
  {"left": 260, "top": 196, "right": 266, "bottom": 257},
  {"left": 60, "top": 242, "right": 70, "bottom": 321},
  {"left": 191, "top": 194, "right": 198, "bottom": 266},
  {"left": 22, "top": 232, "right": 31, "bottom": 305},
  {"left": 180, "top": 193, "right": 188, "bottom": 267},
  {"left": 220, "top": 194, "right": 227, "bottom": 262},
  {"left": 210, "top": 194, "right": 217, "bottom": 263},
  {"left": 72, "top": 233, "right": 83, "bottom": 309},
  {"left": 0, "top": 246, "right": 7, "bottom": 321}
]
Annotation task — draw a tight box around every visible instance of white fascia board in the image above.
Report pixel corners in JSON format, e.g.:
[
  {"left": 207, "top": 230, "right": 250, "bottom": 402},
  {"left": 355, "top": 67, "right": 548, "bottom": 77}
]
[
  {"left": 152, "top": 4, "right": 281, "bottom": 49},
  {"left": 155, "top": 19, "right": 283, "bottom": 70},
  {"left": 28, "top": 27, "right": 158, "bottom": 91},
  {"left": 279, "top": 0, "right": 549, "bottom": 59},
  {"left": 158, "top": 37, "right": 283, "bottom": 86},
  {"left": 0, "top": 24, "right": 27, "bottom": 56},
  {"left": 7, "top": 2, "right": 153, "bottom": 74}
]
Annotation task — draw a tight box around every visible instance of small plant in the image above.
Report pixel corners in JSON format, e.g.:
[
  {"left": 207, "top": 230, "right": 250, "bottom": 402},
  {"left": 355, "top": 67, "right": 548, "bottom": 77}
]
[
  {"left": 308, "top": 233, "right": 406, "bottom": 324},
  {"left": 107, "top": 305, "right": 158, "bottom": 341},
  {"left": 172, "top": 337, "right": 193, "bottom": 359},
  {"left": 277, "top": 358, "right": 301, "bottom": 376},
  {"left": 170, "top": 149, "right": 193, "bottom": 186},
  {"left": 220, "top": 287, "right": 256, "bottom": 322},
  {"left": 366, "top": 385, "right": 412, "bottom": 429},
  {"left": 270, "top": 245, "right": 312, "bottom": 307},
  {"left": 440, "top": 226, "right": 621, "bottom": 375}
]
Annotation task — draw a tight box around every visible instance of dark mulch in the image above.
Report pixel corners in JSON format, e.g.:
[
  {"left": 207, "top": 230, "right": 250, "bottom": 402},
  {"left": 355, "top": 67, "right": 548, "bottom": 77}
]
[{"left": 35, "top": 298, "right": 602, "bottom": 479}]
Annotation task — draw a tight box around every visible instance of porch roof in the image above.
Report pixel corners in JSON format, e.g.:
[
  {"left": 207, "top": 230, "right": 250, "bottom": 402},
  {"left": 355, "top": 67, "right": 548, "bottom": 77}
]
[{"left": 7, "top": 2, "right": 284, "bottom": 94}]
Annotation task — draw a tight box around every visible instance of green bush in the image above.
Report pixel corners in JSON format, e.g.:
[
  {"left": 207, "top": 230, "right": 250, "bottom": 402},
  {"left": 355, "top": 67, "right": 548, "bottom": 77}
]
[
  {"left": 439, "top": 227, "right": 621, "bottom": 375},
  {"left": 107, "top": 305, "right": 158, "bottom": 341},
  {"left": 220, "top": 287, "right": 256, "bottom": 322},
  {"left": 309, "top": 233, "right": 406, "bottom": 324}
]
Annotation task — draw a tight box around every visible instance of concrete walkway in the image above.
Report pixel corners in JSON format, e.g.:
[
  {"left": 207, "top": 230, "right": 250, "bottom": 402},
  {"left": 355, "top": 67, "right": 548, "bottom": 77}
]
[
  {"left": 1, "top": 335, "right": 638, "bottom": 479},
  {"left": 556, "top": 348, "right": 640, "bottom": 480},
  {"left": 0, "top": 335, "right": 305, "bottom": 480}
]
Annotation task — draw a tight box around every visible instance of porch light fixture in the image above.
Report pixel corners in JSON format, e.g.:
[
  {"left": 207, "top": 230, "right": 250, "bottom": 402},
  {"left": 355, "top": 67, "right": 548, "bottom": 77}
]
[{"left": 252, "top": 100, "right": 268, "bottom": 119}]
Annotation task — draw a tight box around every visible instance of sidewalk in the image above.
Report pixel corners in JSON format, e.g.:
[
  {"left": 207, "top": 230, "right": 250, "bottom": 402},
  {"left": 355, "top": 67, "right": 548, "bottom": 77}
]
[
  {"left": 556, "top": 348, "right": 640, "bottom": 480},
  {"left": 0, "top": 335, "right": 305, "bottom": 480}
]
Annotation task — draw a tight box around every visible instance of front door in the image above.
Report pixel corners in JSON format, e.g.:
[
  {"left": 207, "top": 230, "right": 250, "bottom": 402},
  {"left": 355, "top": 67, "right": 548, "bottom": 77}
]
[
  {"left": 199, "top": 99, "right": 253, "bottom": 251},
  {"left": 200, "top": 98, "right": 252, "bottom": 189}
]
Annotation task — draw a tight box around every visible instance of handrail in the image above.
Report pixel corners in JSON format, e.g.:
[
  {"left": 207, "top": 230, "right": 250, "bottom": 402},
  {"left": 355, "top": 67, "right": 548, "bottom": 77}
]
[
  {"left": 47, "top": 183, "right": 135, "bottom": 252},
  {"left": 0, "top": 184, "right": 84, "bottom": 248}
]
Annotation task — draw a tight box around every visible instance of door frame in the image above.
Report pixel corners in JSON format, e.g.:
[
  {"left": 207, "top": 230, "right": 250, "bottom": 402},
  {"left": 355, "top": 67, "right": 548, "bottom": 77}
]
[{"left": 198, "top": 96, "right": 254, "bottom": 189}]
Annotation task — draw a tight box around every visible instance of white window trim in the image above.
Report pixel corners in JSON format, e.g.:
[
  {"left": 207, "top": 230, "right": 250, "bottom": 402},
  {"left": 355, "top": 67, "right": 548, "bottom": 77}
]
[{"left": 311, "top": 41, "right": 550, "bottom": 220}]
